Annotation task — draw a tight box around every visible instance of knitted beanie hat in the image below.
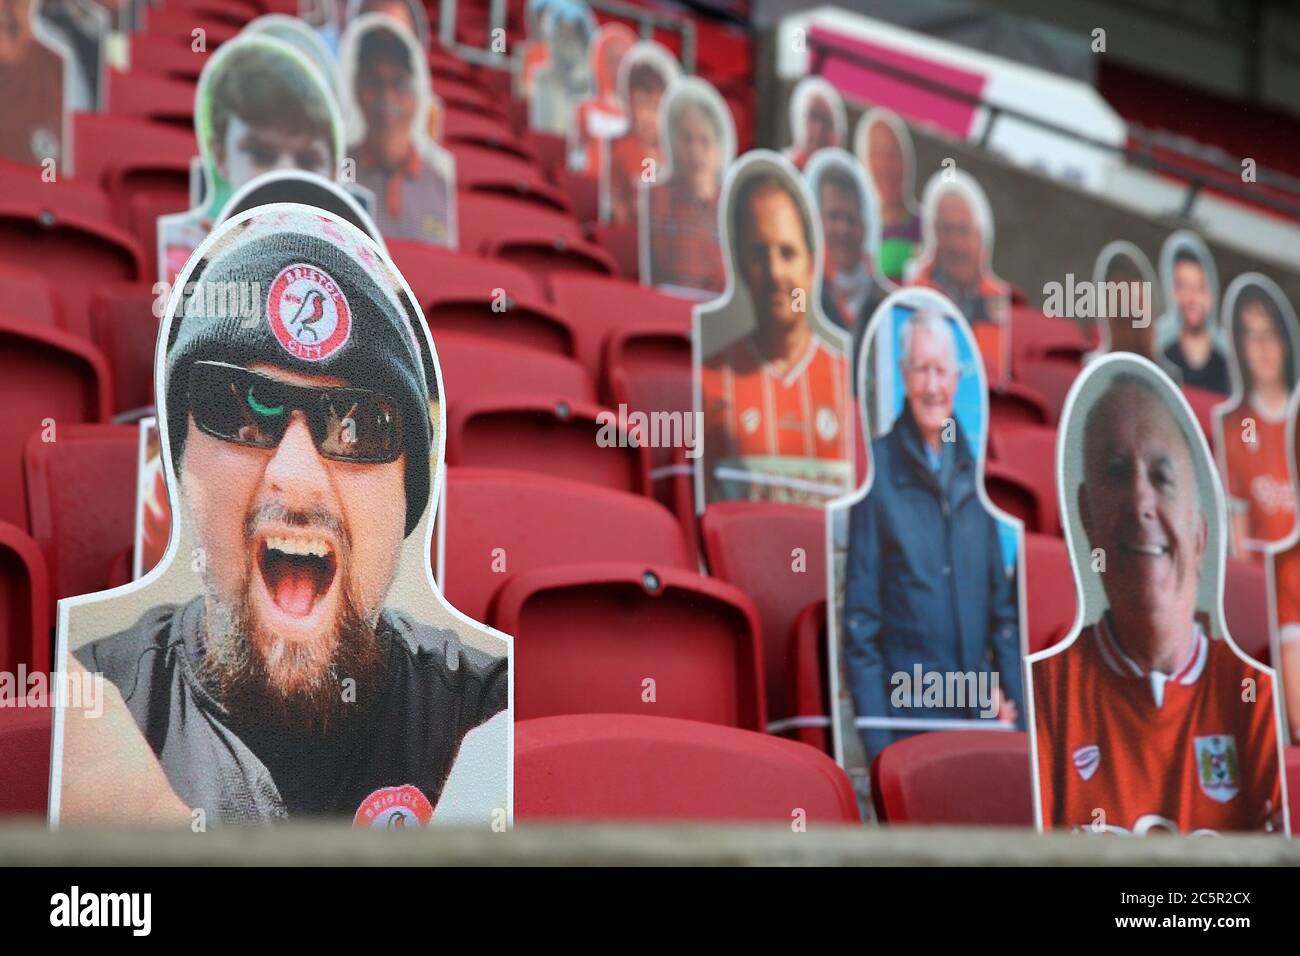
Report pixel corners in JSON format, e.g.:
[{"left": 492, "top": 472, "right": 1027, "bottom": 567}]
[{"left": 165, "top": 222, "right": 432, "bottom": 536}]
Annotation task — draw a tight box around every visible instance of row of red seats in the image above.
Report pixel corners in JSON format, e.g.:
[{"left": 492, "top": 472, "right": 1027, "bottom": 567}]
[
  {"left": 0, "top": 422, "right": 1273, "bottom": 756},
  {"left": 10, "top": 700, "right": 1300, "bottom": 827}
]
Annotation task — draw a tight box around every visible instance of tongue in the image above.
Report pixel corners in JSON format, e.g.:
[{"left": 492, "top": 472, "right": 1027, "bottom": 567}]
[{"left": 272, "top": 565, "right": 319, "bottom": 617}]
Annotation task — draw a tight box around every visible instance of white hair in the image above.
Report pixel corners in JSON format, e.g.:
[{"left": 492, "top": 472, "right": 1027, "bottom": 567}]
[
  {"left": 788, "top": 75, "right": 846, "bottom": 147},
  {"left": 899, "top": 309, "right": 958, "bottom": 371},
  {"left": 919, "top": 168, "right": 995, "bottom": 252}
]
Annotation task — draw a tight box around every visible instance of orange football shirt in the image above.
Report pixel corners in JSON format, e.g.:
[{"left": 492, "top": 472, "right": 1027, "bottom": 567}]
[
  {"left": 701, "top": 335, "right": 851, "bottom": 462},
  {"left": 1033, "top": 617, "right": 1284, "bottom": 835}
]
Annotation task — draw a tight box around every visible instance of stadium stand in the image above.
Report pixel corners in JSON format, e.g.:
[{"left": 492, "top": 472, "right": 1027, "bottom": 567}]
[
  {"left": 494, "top": 563, "right": 765, "bottom": 729},
  {"left": 701, "top": 501, "right": 826, "bottom": 734},
  {"left": 0, "top": 522, "right": 51, "bottom": 675},
  {"left": 871, "top": 731, "right": 1034, "bottom": 827},
  {"left": 3, "top": 0, "right": 1300, "bottom": 865},
  {"left": 0, "top": 317, "right": 113, "bottom": 531},
  {"left": 24, "top": 425, "right": 138, "bottom": 609},
  {"left": 516, "top": 713, "right": 859, "bottom": 822},
  {"left": 441, "top": 468, "right": 693, "bottom": 621}
]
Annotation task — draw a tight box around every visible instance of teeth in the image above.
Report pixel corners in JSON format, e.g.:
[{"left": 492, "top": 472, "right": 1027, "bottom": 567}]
[
  {"left": 265, "top": 536, "right": 332, "bottom": 558},
  {"left": 1127, "top": 542, "right": 1166, "bottom": 556}
]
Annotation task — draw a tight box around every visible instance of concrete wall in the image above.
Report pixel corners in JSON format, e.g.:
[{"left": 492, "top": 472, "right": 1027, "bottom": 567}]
[
  {"left": 902, "top": 123, "right": 1300, "bottom": 314},
  {"left": 753, "top": 50, "right": 1300, "bottom": 312}
]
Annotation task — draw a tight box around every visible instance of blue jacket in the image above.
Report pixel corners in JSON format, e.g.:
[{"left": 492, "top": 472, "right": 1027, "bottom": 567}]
[{"left": 843, "top": 405, "right": 1024, "bottom": 763}]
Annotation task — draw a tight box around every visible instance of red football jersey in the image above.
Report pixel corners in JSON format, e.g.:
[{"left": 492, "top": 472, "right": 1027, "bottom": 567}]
[
  {"left": 1221, "top": 401, "right": 1295, "bottom": 550},
  {"left": 1033, "top": 617, "right": 1284, "bottom": 835},
  {"left": 1272, "top": 541, "right": 1300, "bottom": 638}
]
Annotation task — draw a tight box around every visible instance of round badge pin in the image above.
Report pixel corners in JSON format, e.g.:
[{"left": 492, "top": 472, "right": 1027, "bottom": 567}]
[
  {"left": 353, "top": 784, "right": 435, "bottom": 829},
  {"left": 266, "top": 263, "right": 353, "bottom": 361}
]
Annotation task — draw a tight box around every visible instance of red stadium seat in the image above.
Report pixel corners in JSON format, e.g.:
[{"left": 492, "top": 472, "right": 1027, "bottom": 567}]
[
  {"left": 144, "top": 11, "right": 241, "bottom": 48},
  {"left": 440, "top": 126, "right": 538, "bottom": 164},
  {"left": 428, "top": 49, "right": 478, "bottom": 86},
  {"left": 106, "top": 70, "right": 197, "bottom": 129},
  {"left": 871, "top": 730, "right": 1033, "bottom": 826},
  {"left": 24, "top": 424, "right": 138, "bottom": 605},
  {"left": 0, "top": 264, "right": 63, "bottom": 331},
  {"left": 73, "top": 114, "right": 195, "bottom": 260},
  {"left": 386, "top": 240, "right": 577, "bottom": 358},
  {"left": 983, "top": 461, "right": 1043, "bottom": 535},
  {"left": 494, "top": 563, "right": 765, "bottom": 729},
  {"left": 556, "top": 168, "right": 599, "bottom": 224},
  {"left": 604, "top": 322, "right": 692, "bottom": 508},
  {"left": 0, "top": 706, "right": 51, "bottom": 818},
  {"left": 789, "top": 600, "right": 831, "bottom": 753},
  {"left": 0, "top": 522, "right": 51, "bottom": 675},
  {"left": 551, "top": 272, "right": 692, "bottom": 379},
  {"left": 1024, "top": 532, "right": 1076, "bottom": 653},
  {"left": 589, "top": 221, "right": 639, "bottom": 279},
  {"left": 454, "top": 195, "right": 616, "bottom": 295},
  {"left": 516, "top": 713, "right": 859, "bottom": 822},
  {"left": 1014, "top": 357, "right": 1080, "bottom": 425},
  {"left": 445, "top": 395, "right": 650, "bottom": 495},
  {"left": 482, "top": 234, "right": 618, "bottom": 294},
  {"left": 436, "top": 332, "right": 595, "bottom": 408},
  {"left": 987, "top": 424, "right": 1060, "bottom": 534},
  {"left": 446, "top": 142, "right": 548, "bottom": 191},
  {"left": 521, "top": 130, "right": 566, "bottom": 181},
  {"left": 702, "top": 501, "right": 827, "bottom": 731},
  {"left": 90, "top": 285, "right": 163, "bottom": 417},
  {"left": 433, "top": 77, "right": 509, "bottom": 122},
  {"left": 462, "top": 177, "right": 574, "bottom": 215},
  {"left": 169, "top": 0, "right": 260, "bottom": 27},
  {"left": 441, "top": 468, "right": 692, "bottom": 620},
  {"left": 1010, "top": 304, "right": 1090, "bottom": 373},
  {"left": 1225, "top": 557, "right": 1270, "bottom": 663},
  {"left": 128, "top": 34, "right": 211, "bottom": 83},
  {"left": 73, "top": 112, "right": 196, "bottom": 195},
  {"left": 442, "top": 108, "right": 517, "bottom": 148},
  {"left": 0, "top": 161, "right": 147, "bottom": 335},
  {"left": 0, "top": 316, "right": 113, "bottom": 531},
  {"left": 988, "top": 380, "right": 1049, "bottom": 431}
]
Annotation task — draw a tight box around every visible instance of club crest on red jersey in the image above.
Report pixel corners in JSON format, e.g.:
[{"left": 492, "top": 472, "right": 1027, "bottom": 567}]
[
  {"left": 353, "top": 784, "right": 434, "bottom": 829},
  {"left": 267, "top": 263, "right": 352, "bottom": 361},
  {"left": 1072, "top": 744, "right": 1100, "bottom": 781},
  {"left": 1194, "top": 735, "right": 1241, "bottom": 803}
]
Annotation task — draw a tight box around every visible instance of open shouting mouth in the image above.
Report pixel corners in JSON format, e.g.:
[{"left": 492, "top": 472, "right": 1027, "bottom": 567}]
[{"left": 253, "top": 528, "right": 342, "bottom": 637}]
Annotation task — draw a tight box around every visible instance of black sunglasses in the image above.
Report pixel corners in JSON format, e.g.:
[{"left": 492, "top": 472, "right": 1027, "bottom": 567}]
[{"left": 189, "top": 361, "right": 403, "bottom": 464}]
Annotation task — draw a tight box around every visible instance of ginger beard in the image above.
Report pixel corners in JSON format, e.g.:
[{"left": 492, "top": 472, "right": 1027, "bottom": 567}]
[
  {"left": 178, "top": 366, "right": 408, "bottom": 732},
  {"left": 195, "top": 497, "right": 385, "bottom": 732}
]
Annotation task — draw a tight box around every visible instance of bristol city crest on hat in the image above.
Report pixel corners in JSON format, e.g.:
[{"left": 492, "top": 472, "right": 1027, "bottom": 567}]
[
  {"left": 267, "top": 263, "right": 352, "bottom": 361},
  {"left": 353, "top": 784, "right": 435, "bottom": 829}
]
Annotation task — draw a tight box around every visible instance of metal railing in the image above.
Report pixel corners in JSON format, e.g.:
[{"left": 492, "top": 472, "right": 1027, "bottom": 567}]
[{"left": 806, "top": 33, "right": 1300, "bottom": 223}]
